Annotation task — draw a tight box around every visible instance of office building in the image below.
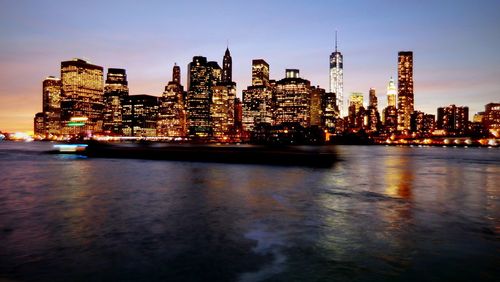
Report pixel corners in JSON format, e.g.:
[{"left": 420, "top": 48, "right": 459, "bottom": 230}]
[
  {"left": 60, "top": 58, "right": 104, "bottom": 134},
  {"left": 158, "top": 64, "right": 187, "bottom": 137},
  {"left": 397, "top": 51, "right": 414, "bottom": 131},
  {"left": 274, "top": 69, "right": 311, "bottom": 127},
  {"left": 42, "top": 76, "right": 61, "bottom": 134},
  {"left": 437, "top": 105, "right": 469, "bottom": 135},
  {"left": 367, "top": 88, "right": 379, "bottom": 132},
  {"left": 386, "top": 77, "right": 397, "bottom": 108},
  {"left": 483, "top": 103, "right": 500, "bottom": 136},
  {"left": 310, "top": 86, "right": 324, "bottom": 126},
  {"left": 34, "top": 112, "right": 45, "bottom": 135},
  {"left": 122, "top": 94, "right": 159, "bottom": 136},
  {"left": 322, "top": 92, "right": 337, "bottom": 130},
  {"left": 329, "top": 31, "right": 344, "bottom": 117},
  {"left": 103, "top": 68, "right": 128, "bottom": 134},
  {"left": 348, "top": 92, "right": 364, "bottom": 129},
  {"left": 242, "top": 59, "right": 273, "bottom": 132},
  {"left": 186, "top": 56, "right": 214, "bottom": 137}
]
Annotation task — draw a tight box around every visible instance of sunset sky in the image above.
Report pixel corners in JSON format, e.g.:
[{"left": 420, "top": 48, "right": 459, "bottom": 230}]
[{"left": 1, "top": 0, "right": 499, "bottom": 132}]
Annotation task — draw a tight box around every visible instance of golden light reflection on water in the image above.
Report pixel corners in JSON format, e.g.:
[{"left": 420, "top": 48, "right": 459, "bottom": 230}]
[{"left": 383, "top": 153, "right": 414, "bottom": 200}]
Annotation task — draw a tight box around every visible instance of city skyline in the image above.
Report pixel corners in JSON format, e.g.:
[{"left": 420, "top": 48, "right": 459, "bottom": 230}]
[{"left": 1, "top": 0, "right": 500, "bottom": 132}]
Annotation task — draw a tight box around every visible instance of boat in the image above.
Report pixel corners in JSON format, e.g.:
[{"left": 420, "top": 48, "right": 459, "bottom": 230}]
[{"left": 50, "top": 141, "right": 337, "bottom": 167}]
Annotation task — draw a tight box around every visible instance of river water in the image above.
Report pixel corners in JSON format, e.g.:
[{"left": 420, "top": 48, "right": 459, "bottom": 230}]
[{"left": 0, "top": 142, "right": 498, "bottom": 281}]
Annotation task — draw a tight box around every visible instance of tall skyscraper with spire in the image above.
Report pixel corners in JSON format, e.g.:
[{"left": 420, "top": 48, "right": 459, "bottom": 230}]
[
  {"left": 329, "top": 31, "right": 344, "bottom": 117},
  {"left": 158, "top": 63, "right": 186, "bottom": 137},
  {"left": 397, "top": 51, "right": 414, "bottom": 131},
  {"left": 222, "top": 47, "right": 232, "bottom": 84},
  {"left": 386, "top": 77, "right": 397, "bottom": 108}
]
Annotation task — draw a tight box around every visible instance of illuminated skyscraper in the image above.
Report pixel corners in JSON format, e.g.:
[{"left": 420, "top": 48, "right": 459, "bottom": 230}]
[
  {"left": 234, "top": 97, "right": 243, "bottom": 135},
  {"left": 367, "top": 88, "right": 380, "bottom": 132},
  {"left": 383, "top": 106, "right": 398, "bottom": 133},
  {"left": 173, "top": 63, "right": 181, "bottom": 85},
  {"left": 34, "top": 112, "right": 45, "bottom": 135},
  {"left": 60, "top": 58, "right": 104, "bottom": 134},
  {"left": 122, "top": 95, "right": 159, "bottom": 136},
  {"left": 329, "top": 31, "right": 344, "bottom": 117},
  {"left": 158, "top": 64, "right": 187, "bottom": 137},
  {"left": 483, "top": 103, "right": 500, "bottom": 136},
  {"left": 348, "top": 92, "right": 364, "bottom": 129},
  {"left": 386, "top": 77, "right": 397, "bottom": 108},
  {"left": 211, "top": 48, "right": 236, "bottom": 140},
  {"left": 103, "top": 68, "right": 128, "bottom": 134},
  {"left": 274, "top": 69, "right": 311, "bottom": 127},
  {"left": 186, "top": 56, "right": 212, "bottom": 137},
  {"left": 410, "top": 111, "right": 435, "bottom": 135},
  {"left": 310, "top": 86, "right": 325, "bottom": 126},
  {"left": 222, "top": 47, "right": 232, "bottom": 84},
  {"left": 252, "top": 59, "right": 270, "bottom": 87},
  {"left": 322, "top": 92, "right": 337, "bottom": 129},
  {"left": 437, "top": 105, "right": 469, "bottom": 135},
  {"left": 369, "top": 88, "right": 377, "bottom": 110},
  {"left": 383, "top": 78, "right": 398, "bottom": 133},
  {"left": 242, "top": 59, "right": 273, "bottom": 132},
  {"left": 397, "top": 51, "right": 414, "bottom": 131},
  {"left": 211, "top": 85, "right": 232, "bottom": 139},
  {"left": 42, "top": 76, "right": 61, "bottom": 134}
]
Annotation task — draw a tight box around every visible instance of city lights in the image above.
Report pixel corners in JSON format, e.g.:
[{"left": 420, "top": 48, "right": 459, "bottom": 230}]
[{"left": 22, "top": 48, "right": 498, "bottom": 146}]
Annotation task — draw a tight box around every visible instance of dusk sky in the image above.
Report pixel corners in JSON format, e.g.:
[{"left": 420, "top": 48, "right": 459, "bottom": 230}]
[{"left": 1, "top": 0, "right": 499, "bottom": 132}]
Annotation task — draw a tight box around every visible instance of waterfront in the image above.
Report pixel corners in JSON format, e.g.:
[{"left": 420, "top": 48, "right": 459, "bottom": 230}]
[{"left": 0, "top": 142, "right": 498, "bottom": 281}]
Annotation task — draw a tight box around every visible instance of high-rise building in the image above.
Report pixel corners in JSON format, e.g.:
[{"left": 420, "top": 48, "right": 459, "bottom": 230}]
[
  {"left": 34, "top": 112, "right": 45, "bottom": 135},
  {"left": 186, "top": 56, "right": 213, "bottom": 137},
  {"left": 158, "top": 64, "right": 187, "bottom": 137},
  {"left": 252, "top": 59, "right": 270, "bottom": 87},
  {"left": 60, "top": 58, "right": 104, "bottom": 134},
  {"left": 233, "top": 97, "right": 243, "bottom": 135},
  {"left": 42, "top": 76, "right": 61, "bottom": 134},
  {"left": 348, "top": 92, "right": 363, "bottom": 128},
  {"left": 310, "top": 86, "right": 325, "bottom": 126},
  {"left": 173, "top": 63, "right": 181, "bottom": 85},
  {"left": 211, "top": 85, "right": 232, "bottom": 139},
  {"left": 383, "top": 106, "right": 398, "bottom": 134},
  {"left": 386, "top": 77, "right": 397, "bottom": 108},
  {"left": 122, "top": 94, "right": 159, "bottom": 136},
  {"left": 103, "top": 68, "right": 129, "bottom": 134},
  {"left": 242, "top": 59, "right": 273, "bottom": 132},
  {"left": 423, "top": 114, "right": 435, "bottom": 134},
  {"left": 410, "top": 111, "right": 425, "bottom": 134},
  {"left": 222, "top": 47, "right": 232, "bottom": 84},
  {"left": 397, "top": 51, "right": 414, "bottom": 131},
  {"left": 211, "top": 48, "right": 236, "bottom": 140},
  {"left": 274, "top": 69, "right": 311, "bottom": 127},
  {"left": 322, "top": 92, "right": 337, "bottom": 130},
  {"left": 483, "top": 103, "right": 500, "bottom": 136},
  {"left": 369, "top": 88, "right": 377, "bottom": 110},
  {"left": 367, "top": 88, "right": 380, "bottom": 132},
  {"left": 437, "top": 105, "right": 469, "bottom": 135},
  {"left": 410, "top": 111, "right": 435, "bottom": 135},
  {"left": 329, "top": 31, "right": 344, "bottom": 117}
]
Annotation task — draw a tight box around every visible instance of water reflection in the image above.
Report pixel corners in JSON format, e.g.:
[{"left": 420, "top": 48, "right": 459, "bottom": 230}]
[
  {"left": 384, "top": 151, "right": 413, "bottom": 200},
  {"left": 0, "top": 143, "right": 498, "bottom": 281}
]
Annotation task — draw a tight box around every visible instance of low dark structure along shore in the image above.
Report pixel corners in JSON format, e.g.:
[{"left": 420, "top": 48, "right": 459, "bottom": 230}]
[{"left": 49, "top": 142, "right": 337, "bottom": 168}]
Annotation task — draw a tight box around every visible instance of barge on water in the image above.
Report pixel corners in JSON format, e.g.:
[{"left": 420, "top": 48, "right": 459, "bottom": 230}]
[{"left": 50, "top": 142, "right": 337, "bottom": 167}]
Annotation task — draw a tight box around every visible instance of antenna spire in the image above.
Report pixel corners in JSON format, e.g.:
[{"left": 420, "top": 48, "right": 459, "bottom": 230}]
[{"left": 335, "top": 30, "right": 338, "bottom": 52}]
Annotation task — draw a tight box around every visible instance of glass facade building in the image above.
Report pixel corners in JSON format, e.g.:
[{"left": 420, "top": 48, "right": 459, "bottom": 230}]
[
  {"left": 397, "top": 51, "right": 414, "bottom": 131},
  {"left": 103, "top": 68, "right": 129, "bottom": 134},
  {"left": 60, "top": 58, "right": 104, "bottom": 134}
]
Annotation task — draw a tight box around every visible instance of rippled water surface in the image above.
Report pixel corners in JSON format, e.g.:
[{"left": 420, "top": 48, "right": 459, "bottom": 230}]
[{"left": 0, "top": 142, "right": 499, "bottom": 281}]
